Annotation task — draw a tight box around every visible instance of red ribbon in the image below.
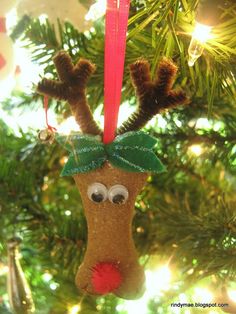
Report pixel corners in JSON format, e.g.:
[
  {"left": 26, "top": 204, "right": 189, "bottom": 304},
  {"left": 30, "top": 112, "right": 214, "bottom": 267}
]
[
  {"left": 103, "top": 0, "right": 130, "bottom": 144},
  {"left": 0, "top": 17, "right": 6, "bottom": 33},
  {"left": 0, "top": 54, "right": 6, "bottom": 70},
  {"left": 44, "top": 96, "right": 57, "bottom": 132}
]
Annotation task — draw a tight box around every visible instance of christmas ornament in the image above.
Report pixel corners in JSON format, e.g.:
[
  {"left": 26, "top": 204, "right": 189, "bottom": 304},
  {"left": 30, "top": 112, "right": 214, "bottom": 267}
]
[
  {"left": 7, "top": 237, "right": 35, "bottom": 314},
  {"left": 38, "top": 96, "right": 56, "bottom": 144},
  {"left": 0, "top": 0, "right": 16, "bottom": 80},
  {"left": 37, "top": 0, "right": 188, "bottom": 300},
  {"left": 17, "top": 0, "right": 92, "bottom": 32},
  {"left": 38, "top": 128, "right": 55, "bottom": 144},
  {"left": 37, "top": 53, "right": 188, "bottom": 300}
]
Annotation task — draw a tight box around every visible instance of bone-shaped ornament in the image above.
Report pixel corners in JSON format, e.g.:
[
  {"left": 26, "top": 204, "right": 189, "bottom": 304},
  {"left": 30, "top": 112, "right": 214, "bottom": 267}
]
[
  {"left": 37, "top": 51, "right": 188, "bottom": 300},
  {"left": 74, "top": 161, "right": 148, "bottom": 299}
]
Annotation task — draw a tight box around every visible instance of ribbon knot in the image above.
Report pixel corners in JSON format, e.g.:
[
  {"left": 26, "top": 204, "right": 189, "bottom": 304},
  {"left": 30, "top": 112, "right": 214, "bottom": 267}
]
[{"left": 43, "top": 96, "right": 57, "bottom": 132}]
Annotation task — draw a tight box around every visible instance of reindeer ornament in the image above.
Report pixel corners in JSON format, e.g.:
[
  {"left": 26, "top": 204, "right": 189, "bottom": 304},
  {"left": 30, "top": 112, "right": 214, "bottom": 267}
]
[{"left": 37, "top": 51, "right": 188, "bottom": 299}]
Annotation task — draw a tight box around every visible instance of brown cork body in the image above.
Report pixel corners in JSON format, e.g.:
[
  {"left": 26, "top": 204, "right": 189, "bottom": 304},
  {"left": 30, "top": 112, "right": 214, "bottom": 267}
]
[{"left": 73, "top": 162, "right": 148, "bottom": 299}]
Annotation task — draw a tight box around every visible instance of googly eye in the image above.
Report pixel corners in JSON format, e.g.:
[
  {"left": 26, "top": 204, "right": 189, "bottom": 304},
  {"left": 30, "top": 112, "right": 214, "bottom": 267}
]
[
  {"left": 108, "top": 185, "right": 129, "bottom": 205},
  {"left": 87, "top": 183, "right": 108, "bottom": 203}
]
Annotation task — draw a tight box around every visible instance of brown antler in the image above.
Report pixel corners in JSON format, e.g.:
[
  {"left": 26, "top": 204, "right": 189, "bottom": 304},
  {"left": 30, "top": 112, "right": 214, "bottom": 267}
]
[
  {"left": 117, "top": 58, "right": 189, "bottom": 134},
  {"left": 37, "top": 51, "right": 102, "bottom": 136}
]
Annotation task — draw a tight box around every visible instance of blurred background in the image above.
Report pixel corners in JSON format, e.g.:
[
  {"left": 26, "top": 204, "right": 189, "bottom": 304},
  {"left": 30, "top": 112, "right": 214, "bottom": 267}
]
[{"left": 0, "top": 0, "right": 235, "bottom": 313}]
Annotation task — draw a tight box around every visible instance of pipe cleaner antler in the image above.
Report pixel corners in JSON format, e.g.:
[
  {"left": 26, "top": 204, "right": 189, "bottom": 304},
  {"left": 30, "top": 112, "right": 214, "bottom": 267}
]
[
  {"left": 37, "top": 51, "right": 102, "bottom": 136},
  {"left": 117, "top": 58, "right": 188, "bottom": 134}
]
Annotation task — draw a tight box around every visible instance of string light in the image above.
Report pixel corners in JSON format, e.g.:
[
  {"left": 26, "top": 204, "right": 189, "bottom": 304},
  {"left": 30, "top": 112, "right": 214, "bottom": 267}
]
[
  {"left": 49, "top": 282, "right": 59, "bottom": 290},
  {"left": 65, "top": 210, "right": 71, "bottom": 216},
  {"left": 85, "top": 0, "right": 106, "bottom": 21},
  {"left": 57, "top": 116, "right": 80, "bottom": 135},
  {"left": 120, "top": 264, "right": 172, "bottom": 314},
  {"left": 188, "top": 23, "right": 212, "bottom": 66},
  {"left": 42, "top": 272, "right": 52, "bottom": 282},
  {"left": 228, "top": 290, "right": 236, "bottom": 302},
  {"left": 194, "top": 287, "right": 213, "bottom": 302},
  {"left": 145, "top": 265, "right": 171, "bottom": 295},
  {"left": 0, "top": 264, "right": 9, "bottom": 276},
  {"left": 60, "top": 156, "right": 69, "bottom": 166},
  {"left": 188, "top": 0, "right": 221, "bottom": 66},
  {"left": 68, "top": 304, "right": 81, "bottom": 314},
  {"left": 189, "top": 144, "right": 203, "bottom": 156}
]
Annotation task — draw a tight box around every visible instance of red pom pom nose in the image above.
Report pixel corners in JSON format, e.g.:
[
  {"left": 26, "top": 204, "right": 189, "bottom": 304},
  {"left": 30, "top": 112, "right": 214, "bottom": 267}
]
[{"left": 92, "top": 262, "right": 122, "bottom": 294}]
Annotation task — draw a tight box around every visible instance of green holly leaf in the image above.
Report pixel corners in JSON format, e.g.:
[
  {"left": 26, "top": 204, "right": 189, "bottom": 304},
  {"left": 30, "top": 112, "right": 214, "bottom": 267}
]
[
  {"left": 57, "top": 131, "right": 165, "bottom": 175},
  {"left": 56, "top": 133, "right": 103, "bottom": 153},
  {"left": 61, "top": 153, "right": 106, "bottom": 176},
  {"left": 106, "top": 145, "right": 166, "bottom": 173},
  {"left": 114, "top": 131, "right": 157, "bottom": 149}
]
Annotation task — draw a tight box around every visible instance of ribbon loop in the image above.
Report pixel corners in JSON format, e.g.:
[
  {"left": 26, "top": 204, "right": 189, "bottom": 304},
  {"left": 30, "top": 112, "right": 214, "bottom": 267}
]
[
  {"left": 44, "top": 96, "right": 57, "bottom": 132},
  {"left": 103, "top": 0, "right": 130, "bottom": 144},
  {"left": 0, "top": 17, "right": 6, "bottom": 33}
]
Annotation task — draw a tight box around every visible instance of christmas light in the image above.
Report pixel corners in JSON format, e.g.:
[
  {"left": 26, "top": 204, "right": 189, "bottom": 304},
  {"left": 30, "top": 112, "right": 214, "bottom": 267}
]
[
  {"left": 194, "top": 287, "right": 213, "bottom": 302},
  {"left": 49, "top": 282, "right": 59, "bottom": 290},
  {"left": 188, "top": 22, "right": 212, "bottom": 67},
  {"left": 188, "top": 0, "right": 222, "bottom": 66},
  {"left": 228, "top": 290, "right": 236, "bottom": 302},
  {"left": 189, "top": 144, "right": 203, "bottom": 156},
  {"left": 42, "top": 272, "right": 52, "bottom": 282},
  {"left": 145, "top": 265, "right": 171, "bottom": 295},
  {"left": 59, "top": 156, "right": 69, "bottom": 166},
  {"left": 69, "top": 304, "right": 81, "bottom": 314},
  {"left": 58, "top": 116, "right": 80, "bottom": 135},
  {"left": 179, "top": 293, "right": 188, "bottom": 303},
  {"left": 119, "top": 264, "right": 172, "bottom": 314},
  {"left": 85, "top": 0, "right": 106, "bottom": 21},
  {"left": 0, "top": 264, "right": 8, "bottom": 276}
]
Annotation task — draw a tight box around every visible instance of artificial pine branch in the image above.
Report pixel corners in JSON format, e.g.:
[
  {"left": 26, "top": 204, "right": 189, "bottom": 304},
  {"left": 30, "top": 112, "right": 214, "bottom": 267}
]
[{"left": 1, "top": 0, "right": 236, "bottom": 311}]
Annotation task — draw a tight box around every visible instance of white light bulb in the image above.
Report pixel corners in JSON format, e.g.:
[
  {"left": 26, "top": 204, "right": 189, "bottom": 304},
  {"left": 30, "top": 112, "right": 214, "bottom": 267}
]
[
  {"left": 85, "top": 0, "right": 107, "bottom": 21},
  {"left": 69, "top": 304, "right": 81, "bottom": 314},
  {"left": 189, "top": 144, "right": 203, "bottom": 156},
  {"left": 0, "top": 265, "right": 9, "bottom": 276},
  {"left": 122, "top": 264, "right": 172, "bottom": 314},
  {"left": 193, "top": 23, "right": 212, "bottom": 43},
  {"left": 194, "top": 287, "right": 213, "bottom": 302},
  {"left": 49, "top": 282, "right": 59, "bottom": 290},
  {"left": 188, "top": 22, "right": 212, "bottom": 67},
  {"left": 58, "top": 116, "right": 80, "bottom": 135},
  {"left": 228, "top": 290, "right": 236, "bottom": 302},
  {"left": 145, "top": 264, "right": 171, "bottom": 296},
  {"left": 42, "top": 272, "right": 52, "bottom": 282}
]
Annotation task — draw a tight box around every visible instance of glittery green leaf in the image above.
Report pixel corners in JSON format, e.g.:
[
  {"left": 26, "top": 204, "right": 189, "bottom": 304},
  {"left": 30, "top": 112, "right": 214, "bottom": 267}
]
[
  {"left": 114, "top": 131, "right": 157, "bottom": 149},
  {"left": 106, "top": 145, "right": 165, "bottom": 173},
  {"left": 56, "top": 133, "right": 103, "bottom": 153},
  {"left": 57, "top": 131, "right": 165, "bottom": 175},
  {"left": 61, "top": 153, "right": 106, "bottom": 176}
]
